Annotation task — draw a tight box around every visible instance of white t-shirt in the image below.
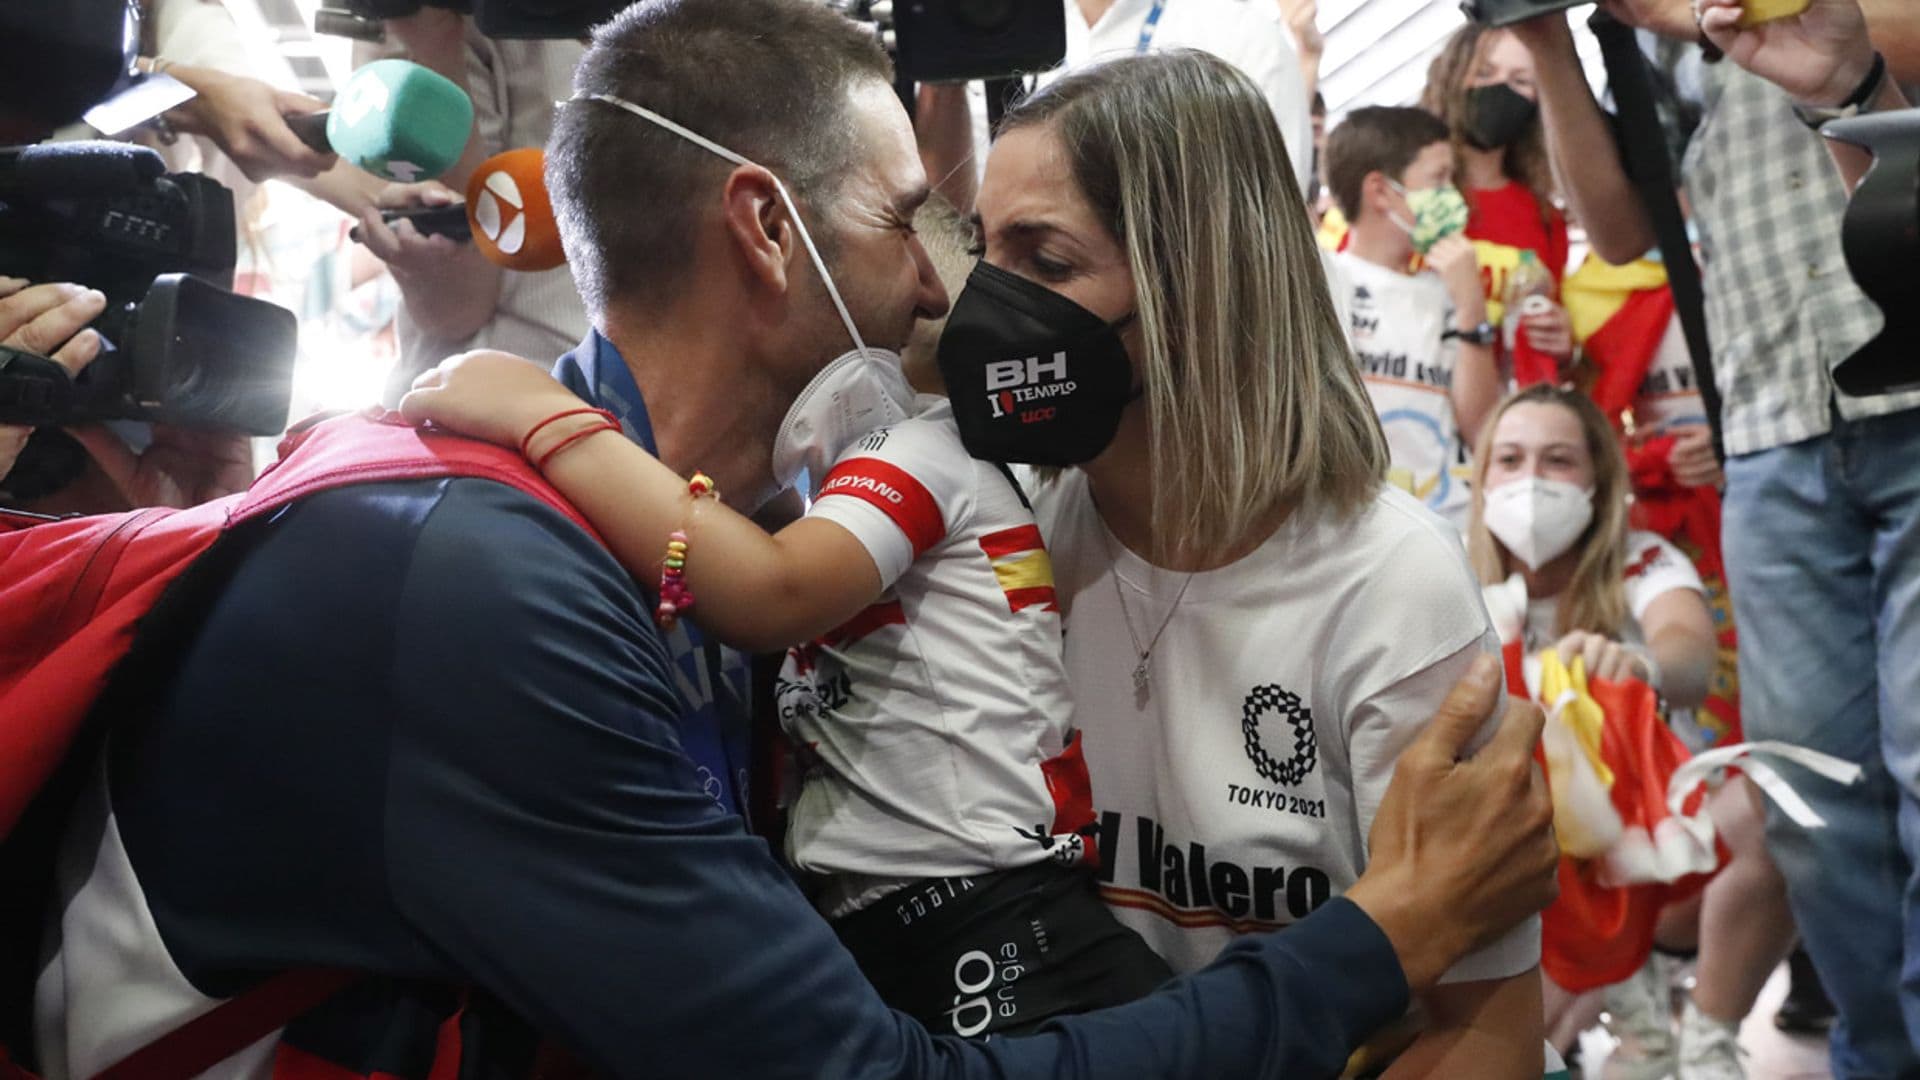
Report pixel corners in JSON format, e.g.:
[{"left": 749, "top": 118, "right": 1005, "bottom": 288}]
[
  {"left": 1333, "top": 251, "right": 1473, "bottom": 532},
  {"left": 1034, "top": 473, "right": 1540, "bottom": 982},
  {"left": 1521, "top": 530, "right": 1706, "bottom": 657},
  {"left": 781, "top": 399, "right": 1085, "bottom": 917},
  {"left": 1047, "top": 0, "right": 1314, "bottom": 194},
  {"left": 1634, "top": 316, "right": 1710, "bottom": 436}
]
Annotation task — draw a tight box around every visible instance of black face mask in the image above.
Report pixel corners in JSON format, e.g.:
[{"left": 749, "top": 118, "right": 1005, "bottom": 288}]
[
  {"left": 936, "top": 261, "right": 1137, "bottom": 466},
  {"left": 1463, "top": 83, "right": 1538, "bottom": 151}
]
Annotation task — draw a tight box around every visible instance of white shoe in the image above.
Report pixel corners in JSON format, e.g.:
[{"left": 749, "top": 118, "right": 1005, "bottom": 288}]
[
  {"left": 1600, "top": 955, "right": 1677, "bottom": 1080},
  {"left": 1677, "top": 999, "right": 1746, "bottom": 1080}
]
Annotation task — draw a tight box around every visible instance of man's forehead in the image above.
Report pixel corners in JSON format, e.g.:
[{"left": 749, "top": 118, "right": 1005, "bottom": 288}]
[{"left": 843, "top": 79, "right": 930, "bottom": 212}]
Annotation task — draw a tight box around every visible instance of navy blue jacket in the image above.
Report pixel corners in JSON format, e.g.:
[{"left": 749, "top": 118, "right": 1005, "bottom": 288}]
[{"left": 81, "top": 469, "right": 1414, "bottom": 1077}]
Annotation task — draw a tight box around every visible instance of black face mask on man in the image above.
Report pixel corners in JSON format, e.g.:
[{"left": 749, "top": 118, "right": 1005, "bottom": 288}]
[
  {"left": 1463, "top": 82, "right": 1538, "bottom": 151},
  {"left": 935, "top": 261, "right": 1137, "bottom": 466}
]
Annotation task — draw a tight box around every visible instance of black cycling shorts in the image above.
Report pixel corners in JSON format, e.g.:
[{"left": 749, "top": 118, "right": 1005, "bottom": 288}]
[{"left": 832, "top": 861, "right": 1174, "bottom": 1038}]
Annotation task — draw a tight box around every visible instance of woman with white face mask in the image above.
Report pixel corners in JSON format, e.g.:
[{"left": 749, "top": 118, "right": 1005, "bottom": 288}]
[
  {"left": 1467, "top": 384, "right": 1716, "bottom": 696},
  {"left": 1468, "top": 384, "right": 1794, "bottom": 1078}
]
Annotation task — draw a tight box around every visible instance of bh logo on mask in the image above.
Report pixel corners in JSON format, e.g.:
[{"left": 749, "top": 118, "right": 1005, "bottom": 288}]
[{"left": 984, "top": 352, "right": 1077, "bottom": 424}]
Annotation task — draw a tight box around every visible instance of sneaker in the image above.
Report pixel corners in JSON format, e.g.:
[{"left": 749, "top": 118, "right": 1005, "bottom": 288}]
[
  {"left": 1677, "top": 999, "right": 1746, "bottom": 1080},
  {"left": 1601, "top": 956, "right": 1677, "bottom": 1080}
]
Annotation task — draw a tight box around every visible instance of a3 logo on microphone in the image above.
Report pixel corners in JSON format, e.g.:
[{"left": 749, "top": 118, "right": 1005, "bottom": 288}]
[{"left": 465, "top": 148, "right": 565, "bottom": 271}]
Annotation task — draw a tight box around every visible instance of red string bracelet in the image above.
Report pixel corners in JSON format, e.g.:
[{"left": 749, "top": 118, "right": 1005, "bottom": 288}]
[
  {"left": 519, "top": 406, "right": 619, "bottom": 462},
  {"left": 534, "top": 420, "right": 620, "bottom": 471}
]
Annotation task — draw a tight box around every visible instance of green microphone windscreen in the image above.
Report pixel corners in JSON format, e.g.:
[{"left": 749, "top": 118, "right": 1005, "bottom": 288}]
[{"left": 326, "top": 59, "right": 473, "bottom": 183}]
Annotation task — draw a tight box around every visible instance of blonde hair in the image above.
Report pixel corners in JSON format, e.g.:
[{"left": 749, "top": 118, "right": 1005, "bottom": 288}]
[
  {"left": 1420, "top": 25, "right": 1557, "bottom": 226},
  {"left": 1001, "top": 51, "right": 1386, "bottom": 563},
  {"left": 1466, "top": 385, "right": 1631, "bottom": 638}
]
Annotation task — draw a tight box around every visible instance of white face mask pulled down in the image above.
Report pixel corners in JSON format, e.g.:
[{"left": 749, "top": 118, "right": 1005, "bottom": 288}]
[
  {"left": 1482, "top": 476, "right": 1595, "bottom": 571},
  {"left": 771, "top": 346, "right": 912, "bottom": 496},
  {"left": 572, "top": 91, "right": 908, "bottom": 495}
]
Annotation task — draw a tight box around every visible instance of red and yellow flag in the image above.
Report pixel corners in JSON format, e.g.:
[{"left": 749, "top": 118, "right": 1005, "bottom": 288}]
[{"left": 979, "top": 525, "right": 1059, "bottom": 614}]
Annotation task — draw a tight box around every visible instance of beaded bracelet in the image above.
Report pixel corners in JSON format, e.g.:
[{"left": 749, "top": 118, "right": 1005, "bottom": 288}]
[{"left": 656, "top": 472, "right": 718, "bottom": 630}]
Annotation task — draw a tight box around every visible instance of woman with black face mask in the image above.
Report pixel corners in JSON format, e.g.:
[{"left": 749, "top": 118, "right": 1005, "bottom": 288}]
[
  {"left": 960, "top": 49, "right": 1552, "bottom": 1079},
  {"left": 1420, "top": 24, "right": 1576, "bottom": 377}
]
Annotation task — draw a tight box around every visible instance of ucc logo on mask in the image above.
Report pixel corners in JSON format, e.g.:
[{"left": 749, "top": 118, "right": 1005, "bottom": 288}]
[{"left": 984, "top": 352, "right": 1078, "bottom": 422}]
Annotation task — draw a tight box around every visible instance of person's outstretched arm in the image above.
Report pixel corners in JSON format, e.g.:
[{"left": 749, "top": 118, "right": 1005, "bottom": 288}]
[
  {"left": 1507, "top": 13, "right": 1658, "bottom": 264},
  {"left": 401, "top": 350, "right": 885, "bottom": 652}
]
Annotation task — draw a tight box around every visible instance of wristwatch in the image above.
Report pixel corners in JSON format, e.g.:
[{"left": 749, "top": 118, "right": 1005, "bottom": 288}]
[
  {"left": 1444, "top": 321, "right": 1498, "bottom": 347},
  {"left": 1794, "top": 51, "right": 1887, "bottom": 132}
]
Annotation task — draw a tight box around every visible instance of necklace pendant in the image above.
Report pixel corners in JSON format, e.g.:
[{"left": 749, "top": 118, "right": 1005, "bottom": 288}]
[{"left": 1132, "top": 657, "right": 1151, "bottom": 695}]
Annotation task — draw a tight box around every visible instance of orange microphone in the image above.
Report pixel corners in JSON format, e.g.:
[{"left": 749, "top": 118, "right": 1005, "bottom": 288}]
[{"left": 466, "top": 148, "right": 565, "bottom": 271}]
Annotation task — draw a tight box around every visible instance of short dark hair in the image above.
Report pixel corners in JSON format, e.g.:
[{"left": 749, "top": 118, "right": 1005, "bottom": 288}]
[
  {"left": 1324, "top": 105, "right": 1450, "bottom": 222},
  {"left": 548, "top": 0, "right": 892, "bottom": 316}
]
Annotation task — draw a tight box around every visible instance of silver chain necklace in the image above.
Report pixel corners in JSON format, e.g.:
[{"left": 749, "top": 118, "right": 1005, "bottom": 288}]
[{"left": 1099, "top": 521, "right": 1196, "bottom": 698}]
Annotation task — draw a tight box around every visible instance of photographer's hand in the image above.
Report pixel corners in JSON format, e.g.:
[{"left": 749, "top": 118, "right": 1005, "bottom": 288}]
[
  {"left": 0, "top": 281, "right": 250, "bottom": 510},
  {"left": 0, "top": 281, "right": 106, "bottom": 481},
  {"left": 1699, "top": 0, "right": 1877, "bottom": 105},
  {"left": 1699, "top": 0, "right": 1910, "bottom": 190},
  {"left": 163, "top": 63, "right": 336, "bottom": 183}
]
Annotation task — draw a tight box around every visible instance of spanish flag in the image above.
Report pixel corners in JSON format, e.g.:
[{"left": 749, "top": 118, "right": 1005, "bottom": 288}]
[
  {"left": 1564, "top": 254, "right": 1741, "bottom": 747},
  {"left": 1562, "top": 254, "right": 1675, "bottom": 418},
  {"left": 979, "top": 525, "right": 1059, "bottom": 614}
]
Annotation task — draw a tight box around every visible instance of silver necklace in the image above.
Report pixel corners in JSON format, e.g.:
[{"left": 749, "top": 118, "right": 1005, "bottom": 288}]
[{"left": 1100, "top": 522, "right": 1196, "bottom": 698}]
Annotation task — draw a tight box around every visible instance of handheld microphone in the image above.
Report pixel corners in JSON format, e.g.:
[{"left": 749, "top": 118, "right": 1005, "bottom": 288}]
[
  {"left": 287, "top": 110, "right": 331, "bottom": 153},
  {"left": 326, "top": 59, "right": 473, "bottom": 183},
  {"left": 465, "top": 148, "right": 564, "bottom": 271}
]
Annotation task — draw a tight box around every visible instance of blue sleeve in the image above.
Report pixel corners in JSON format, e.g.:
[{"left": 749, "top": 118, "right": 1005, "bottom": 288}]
[{"left": 384, "top": 480, "right": 1409, "bottom": 1078}]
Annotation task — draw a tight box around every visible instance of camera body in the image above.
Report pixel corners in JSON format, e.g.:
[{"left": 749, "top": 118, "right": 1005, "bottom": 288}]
[
  {"left": 1456, "top": 0, "right": 1585, "bottom": 28},
  {"left": 1825, "top": 110, "right": 1920, "bottom": 395},
  {"left": 0, "top": 144, "right": 298, "bottom": 438},
  {"left": 320, "top": 0, "right": 631, "bottom": 40},
  {"left": 871, "top": 0, "right": 1067, "bottom": 83}
]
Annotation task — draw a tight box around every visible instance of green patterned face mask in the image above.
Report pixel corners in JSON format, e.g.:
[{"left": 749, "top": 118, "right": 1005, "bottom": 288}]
[{"left": 1388, "top": 180, "right": 1469, "bottom": 255}]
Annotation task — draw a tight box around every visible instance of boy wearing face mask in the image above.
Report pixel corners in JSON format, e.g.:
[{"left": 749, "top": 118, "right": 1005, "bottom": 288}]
[
  {"left": 400, "top": 99, "right": 1174, "bottom": 1041},
  {"left": 1325, "top": 106, "right": 1502, "bottom": 534}
]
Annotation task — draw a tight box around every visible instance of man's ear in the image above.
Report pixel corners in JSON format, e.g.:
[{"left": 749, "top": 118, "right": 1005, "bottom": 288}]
[{"left": 722, "top": 163, "right": 793, "bottom": 295}]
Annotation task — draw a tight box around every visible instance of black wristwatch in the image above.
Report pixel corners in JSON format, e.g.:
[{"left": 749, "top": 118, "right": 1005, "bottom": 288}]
[
  {"left": 1794, "top": 51, "right": 1887, "bottom": 132},
  {"left": 1444, "top": 321, "right": 1498, "bottom": 347}
]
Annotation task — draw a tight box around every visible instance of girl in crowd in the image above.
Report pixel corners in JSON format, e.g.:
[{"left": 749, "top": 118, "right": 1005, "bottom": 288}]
[
  {"left": 1420, "top": 23, "right": 1575, "bottom": 375},
  {"left": 1467, "top": 385, "right": 1793, "bottom": 1078},
  {"left": 410, "top": 49, "right": 1545, "bottom": 1075}
]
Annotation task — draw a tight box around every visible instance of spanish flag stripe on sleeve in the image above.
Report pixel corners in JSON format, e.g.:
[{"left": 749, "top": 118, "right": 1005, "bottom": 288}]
[
  {"left": 978, "top": 525, "right": 1060, "bottom": 614},
  {"left": 816, "top": 457, "right": 946, "bottom": 558}
]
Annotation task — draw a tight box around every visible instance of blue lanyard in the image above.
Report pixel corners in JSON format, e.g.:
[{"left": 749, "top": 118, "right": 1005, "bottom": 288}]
[{"left": 1136, "top": 0, "right": 1168, "bottom": 53}]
